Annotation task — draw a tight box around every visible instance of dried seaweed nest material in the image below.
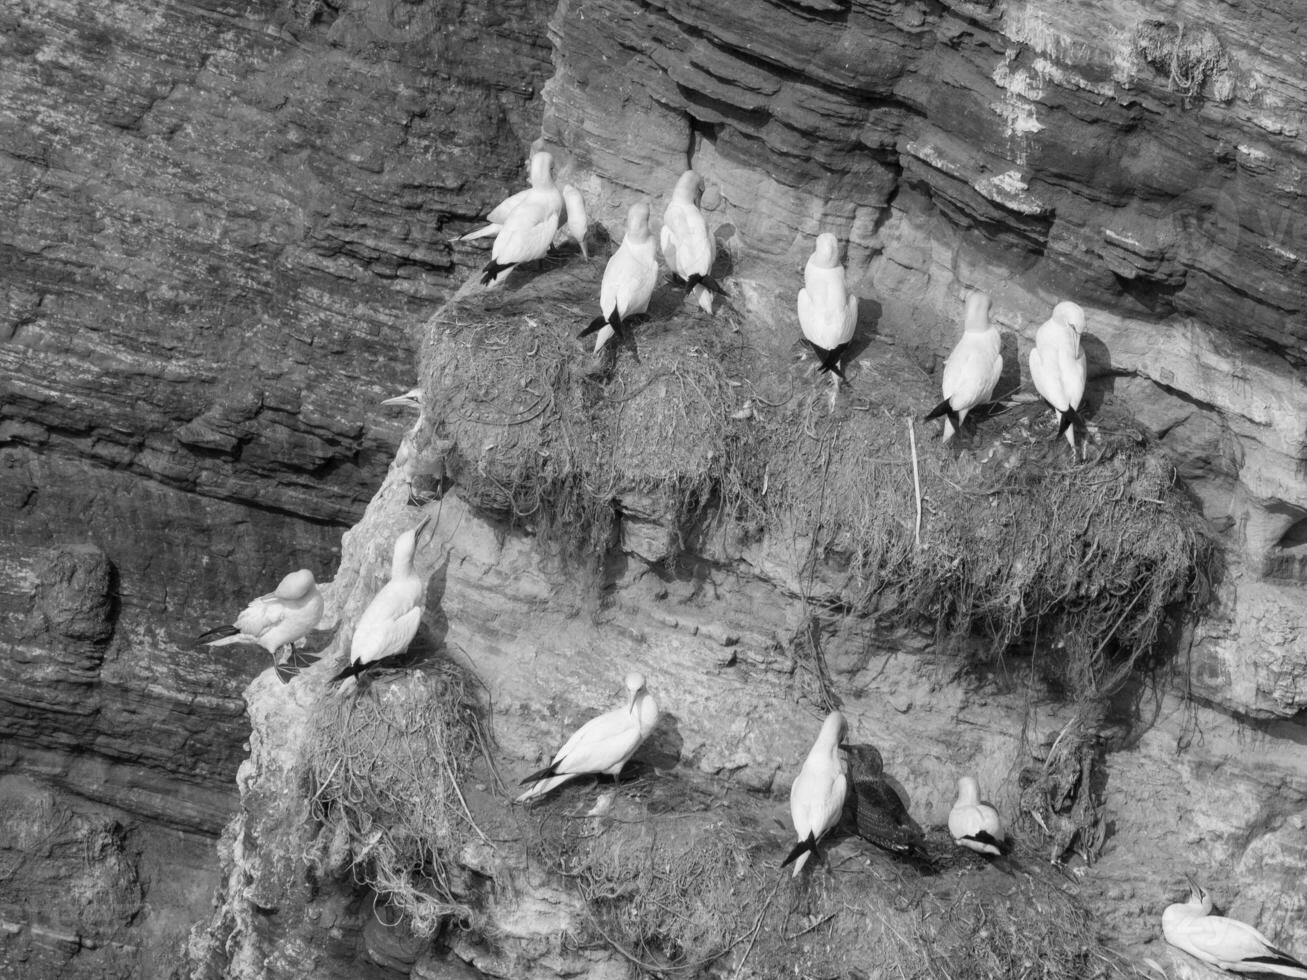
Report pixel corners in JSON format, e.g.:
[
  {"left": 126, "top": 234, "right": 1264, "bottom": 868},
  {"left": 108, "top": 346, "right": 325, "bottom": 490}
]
[
  {"left": 301, "top": 666, "right": 490, "bottom": 937},
  {"left": 1134, "top": 21, "right": 1233, "bottom": 100},
  {"left": 526, "top": 776, "right": 1143, "bottom": 979},
  {"left": 419, "top": 270, "right": 1217, "bottom": 700}
]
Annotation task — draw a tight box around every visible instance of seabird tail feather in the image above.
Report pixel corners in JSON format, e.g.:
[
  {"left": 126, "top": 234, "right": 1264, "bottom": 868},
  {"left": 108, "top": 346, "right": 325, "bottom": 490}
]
[
  {"left": 780, "top": 831, "right": 819, "bottom": 872},
  {"left": 812, "top": 342, "right": 850, "bottom": 380},
  {"left": 1242, "top": 952, "right": 1307, "bottom": 977},
  {"left": 684, "top": 273, "right": 726, "bottom": 296},
  {"left": 1056, "top": 404, "right": 1085, "bottom": 441},
  {"left": 923, "top": 398, "right": 960, "bottom": 434},
  {"left": 578, "top": 310, "right": 624, "bottom": 345},
  {"left": 519, "top": 760, "right": 562, "bottom": 786},
  {"left": 329, "top": 659, "right": 369, "bottom": 685},
  {"left": 961, "top": 830, "right": 1010, "bottom": 856},
  {"left": 196, "top": 625, "right": 240, "bottom": 646},
  {"left": 577, "top": 315, "right": 607, "bottom": 339},
  {"left": 480, "top": 259, "right": 514, "bottom": 286}
]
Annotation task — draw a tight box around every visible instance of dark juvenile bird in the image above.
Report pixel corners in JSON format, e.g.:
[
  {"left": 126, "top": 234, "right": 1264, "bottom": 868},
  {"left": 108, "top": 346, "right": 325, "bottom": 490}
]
[
  {"left": 197, "top": 568, "right": 324, "bottom": 683},
  {"left": 840, "top": 743, "right": 931, "bottom": 861}
]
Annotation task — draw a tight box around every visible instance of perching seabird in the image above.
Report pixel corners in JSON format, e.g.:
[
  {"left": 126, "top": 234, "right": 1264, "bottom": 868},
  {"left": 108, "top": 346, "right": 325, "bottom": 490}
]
[
  {"left": 480, "top": 152, "right": 563, "bottom": 285},
  {"left": 948, "top": 775, "right": 1008, "bottom": 856},
  {"left": 1029, "top": 300, "right": 1088, "bottom": 450},
  {"left": 924, "top": 291, "right": 1002, "bottom": 442},
  {"left": 562, "top": 184, "right": 590, "bottom": 261},
  {"left": 330, "top": 516, "right": 431, "bottom": 688},
  {"left": 660, "top": 170, "right": 723, "bottom": 314},
  {"left": 797, "top": 233, "right": 859, "bottom": 405},
  {"left": 515, "top": 671, "right": 661, "bottom": 804},
  {"left": 840, "top": 743, "right": 930, "bottom": 861},
  {"left": 782, "top": 710, "right": 849, "bottom": 877},
  {"left": 577, "top": 201, "right": 658, "bottom": 353},
  {"left": 198, "top": 569, "right": 325, "bottom": 682},
  {"left": 455, "top": 149, "right": 547, "bottom": 244},
  {"left": 1163, "top": 876, "right": 1307, "bottom": 977}
]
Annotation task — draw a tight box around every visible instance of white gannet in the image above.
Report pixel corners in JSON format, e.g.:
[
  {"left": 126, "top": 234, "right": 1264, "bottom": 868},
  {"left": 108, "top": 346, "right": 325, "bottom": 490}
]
[
  {"left": 577, "top": 201, "right": 658, "bottom": 353},
  {"left": 840, "top": 743, "right": 930, "bottom": 862},
  {"left": 782, "top": 710, "right": 848, "bottom": 876},
  {"left": 1029, "top": 300, "right": 1088, "bottom": 450},
  {"left": 515, "top": 671, "right": 661, "bottom": 804},
  {"left": 948, "top": 775, "right": 1008, "bottom": 856},
  {"left": 330, "top": 516, "right": 431, "bottom": 689},
  {"left": 660, "top": 170, "right": 723, "bottom": 314},
  {"left": 454, "top": 149, "right": 544, "bottom": 243},
  {"left": 562, "top": 184, "right": 590, "bottom": 261},
  {"left": 924, "top": 291, "right": 1002, "bottom": 442},
  {"left": 197, "top": 569, "right": 325, "bottom": 683},
  {"left": 1163, "top": 876, "right": 1307, "bottom": 977},
  {"left": 480, "top": 152, "right": 563, "bottom": 285},
  {"left": 380, "top": 387, "right": 422, "bottom": 411},
  {"left": 797, "top": 233, "right": 859, "bottom": 407}
]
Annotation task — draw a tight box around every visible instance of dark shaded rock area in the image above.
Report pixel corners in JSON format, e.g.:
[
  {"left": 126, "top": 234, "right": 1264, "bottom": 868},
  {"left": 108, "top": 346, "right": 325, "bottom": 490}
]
[{"left": 1, "top": 0, "right": 555, "bottom": 974}]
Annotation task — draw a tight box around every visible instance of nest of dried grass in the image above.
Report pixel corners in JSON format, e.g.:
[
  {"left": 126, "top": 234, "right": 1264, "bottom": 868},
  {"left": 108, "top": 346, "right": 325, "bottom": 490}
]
[
  {"left": 420, "top": 270, "right": 1217, "bottom": 704},
  {"left": 301, "top": 665, "right": 490, "bottom": 937},
  {"left": 526, "top": 775, "right": 1144, "bottom": 980},
  {"left": 1135, "top": 21, "right": 1231, "bottom": 99}
]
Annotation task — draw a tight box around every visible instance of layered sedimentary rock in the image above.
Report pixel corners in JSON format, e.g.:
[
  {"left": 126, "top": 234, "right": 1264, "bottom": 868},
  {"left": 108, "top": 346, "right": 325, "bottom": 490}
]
[{"left": 0, "top": 0, "right": 554, "bottom": 973}]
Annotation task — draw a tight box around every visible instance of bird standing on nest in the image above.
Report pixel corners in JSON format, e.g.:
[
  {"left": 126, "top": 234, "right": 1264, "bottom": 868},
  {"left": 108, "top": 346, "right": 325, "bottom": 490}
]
[
  {"left": 924, "top": 291, "right": 1002, "bottom": 443},
  {"left": 515, "top": 671, "right": 660, "bottom": 803},
  {"left": 1029, "top": 300, "right": 1088, "bottom": 453},
  {"left": 197, "top": 569, "right": 325, "bottom": 683},
  {"left": 782, "top": 710, "right": 848, "bottom": 876},
  {"left": 1163, "top": 875, "right": 1307, "bottom": 977},
  {"left": 577, "top": 201, "right": 658, "bottom": 353},
  {"left": 797, "top": 233, "right": 858, "bottom": 410},
  {"left": 840, "top": 743, "right": 931, "bottom": 862},
  {"left": 480, "top": 152, "right": 564, "bottom": 286},
  {"left": 331, "top": 516, "right": 432, "bottom": 692},
  {"left": 660, "top": 170, "right": 724, "bottom": 315},
  {"left": 948, "top": 775, "right": 1009, "bottom": 856}
]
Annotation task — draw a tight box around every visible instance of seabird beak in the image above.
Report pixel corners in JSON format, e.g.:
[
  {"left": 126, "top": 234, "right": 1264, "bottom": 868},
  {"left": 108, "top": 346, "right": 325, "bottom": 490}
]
[{"left": 381, "top": 390, "right": 421, "bottom": 408}]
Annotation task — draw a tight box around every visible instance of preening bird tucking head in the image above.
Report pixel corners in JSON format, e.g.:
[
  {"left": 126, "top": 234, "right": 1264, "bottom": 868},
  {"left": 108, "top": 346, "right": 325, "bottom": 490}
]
[
  {"left": 817, "top": 710, "right": 848, "bottom": 751},
  {"left": 810, "top": 232, "right": 841, "bottom": 270},
  {"left": 528, "top": 151, "right": 555, "bottom": 189},
  {"left": 275, "top": 569, "right": 317, "bottom": 601},
  {"left": 955, "top": 775, "right": 981, "bottom": 805},
  {"left": 963, "top": 291, "right": 993, "bottom": 333},
  {"left": 623, "top": 671, "right": 647, "bottom": 713},
  {"left": 673, "top": 169, "right": 703, "bottom": 205},
  {"left": 625, "top": 201, "right": 652, "bottom": 244},
  {"left": 1053, "top": 300, "right": 1086, "bottom": 336}
]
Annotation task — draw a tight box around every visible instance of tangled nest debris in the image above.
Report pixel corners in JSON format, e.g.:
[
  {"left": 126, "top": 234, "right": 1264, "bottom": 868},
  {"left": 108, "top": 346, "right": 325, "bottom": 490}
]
[
  {"left": 420, "top": 269, "right": 1217, "bottom": 706},
  {"left": 301, "top": 665, "right": 491, "bottom": 936},
  {"left": 526, "top": 775, "right": 1145, "bottom": 979},
  {"left": 1134, "top": 21, "right": 1233, "bottom": 101}
]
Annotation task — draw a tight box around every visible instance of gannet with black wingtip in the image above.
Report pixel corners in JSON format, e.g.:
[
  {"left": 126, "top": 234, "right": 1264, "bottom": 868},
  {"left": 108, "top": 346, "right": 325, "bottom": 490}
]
[
  {"left": 840, "top": 743, "right": 931, "bottom": 862},
  {"left": 1029, "top": 300, "right": 1088, "bottom": 451},
  {"left": 577, "top": 201, "right": 658, "bottom": 353},
  {"left": 515, "top": 671, "right": 660, "bottom": 804},
  {"left": 1163, "top": 875, "right": 1307, "bottom": 977},
  {"left": 197, "top": 569, "right": 324, "bottom": 683},
  {"left": 331, "top": 516, "right": 431, "bottom": 690},
  {"left": 660, "top": 170, "right": 723, "bottom": 314},
  {"left": 562, "top": 184, "right": 590, "bottom": 261},
  {"left": 797, "top": 233, "right": 859, "bottom": 408},
  {"left": 948, "top": 775, "right": 1008, "bottom": 856},
  {"left": 924, "top": 291, "right": 1002, "bottom": 443},
  {"left": 480, "top": 152, "right": 563, "bottom": 286},
  {"left": 781, "top": 710, "right": 848, "bottom": 877},
  {"left": 454, "top": 149, "right": 546, "bottom": 244}
]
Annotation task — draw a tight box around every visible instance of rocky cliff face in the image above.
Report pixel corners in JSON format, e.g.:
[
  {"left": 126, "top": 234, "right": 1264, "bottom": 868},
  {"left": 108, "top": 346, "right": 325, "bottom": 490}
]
[
  {"left": 0, "top": 0, "right": 553, "bottom": 974},
  {"left": 5, "top": 0, "right": 1306, "bottom": 978}
]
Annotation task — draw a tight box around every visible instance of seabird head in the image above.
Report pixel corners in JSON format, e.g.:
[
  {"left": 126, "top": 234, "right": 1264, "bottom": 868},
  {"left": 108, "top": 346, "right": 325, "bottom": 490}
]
[
  {"left": 955, "top": 775, "right": 981, "bottom": 805},
  {"left": 1184, "top": 874, "right": 1213, "bottom": 911},
  {"left": 562, "top": 185, "right": 590, "bottom": 260},
  {"left": 623, "top": 670, "right": 647, "bottom": 713},
  {"left": 810, "top": 233, "right": 841, "bottom": 270},
  {"left": 963, "top": 291, "right": 993, "bottom": 333},
  {"left": 817, "top": 710, "right": 847, "bottom": 750},
  {"left": 1052, "top": 300, "right": 1086, "bottom": 336},
  {"left": 673, "top": 169, "right": 703, "bottom": 205},
  {"left": 391, "top": 515, "right": 432, "bottom": 575},
  {"left": 839, "top": 742, "right": 884, "bottom": 777},
  {"left": 274, "top": 569, "right": 317, "bottom": 601},
  {"left": 528, "top": 151, "right": 555, "bottom": 189},
  {"left": 625, "top": 202, "right": 652, "bottom": 244},
  {"left": 381, "top": 387, "right": 423, "bottom": 410}
]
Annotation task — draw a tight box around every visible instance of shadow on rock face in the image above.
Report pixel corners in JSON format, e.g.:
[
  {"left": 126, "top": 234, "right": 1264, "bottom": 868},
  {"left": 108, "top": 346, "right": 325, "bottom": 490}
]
[{"left": 639, "top": 710, "right": 684, "bottom": 771}]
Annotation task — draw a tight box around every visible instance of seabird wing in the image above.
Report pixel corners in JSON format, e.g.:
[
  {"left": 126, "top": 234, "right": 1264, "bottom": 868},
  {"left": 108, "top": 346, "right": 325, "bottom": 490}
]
[
  {"left": 486, "top": 188, "right": 530, "bottom": 225},
  {"left": 233, "top": 595, "right": 284, "bottom": 641},
  {"left": 1029, "top": 345, "right": 1067, "bottom": 412},
  {"left": 1060, "top": 342, "right": 1088, "bottom": 413},
  {"left": 349, "top": 584, "right": 423, "bottom": 668}
]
